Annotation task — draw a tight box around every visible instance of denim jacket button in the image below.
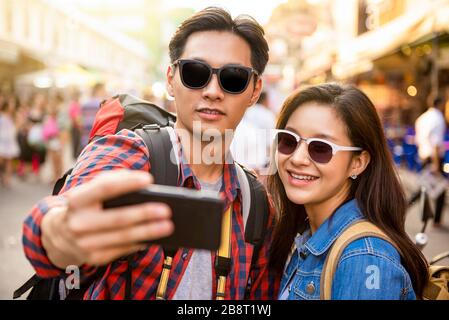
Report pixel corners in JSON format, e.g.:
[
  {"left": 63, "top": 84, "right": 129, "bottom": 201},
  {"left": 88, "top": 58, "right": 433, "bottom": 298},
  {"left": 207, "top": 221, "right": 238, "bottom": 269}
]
[{"left": 306, "top": 281, "right": 316, "bottom": 295}]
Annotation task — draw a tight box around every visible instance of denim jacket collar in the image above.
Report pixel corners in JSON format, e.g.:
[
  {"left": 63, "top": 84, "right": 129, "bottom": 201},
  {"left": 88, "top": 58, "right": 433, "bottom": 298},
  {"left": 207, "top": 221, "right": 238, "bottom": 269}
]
[{"left": 304, "top": 199, "right": 364, "bottom": 256}]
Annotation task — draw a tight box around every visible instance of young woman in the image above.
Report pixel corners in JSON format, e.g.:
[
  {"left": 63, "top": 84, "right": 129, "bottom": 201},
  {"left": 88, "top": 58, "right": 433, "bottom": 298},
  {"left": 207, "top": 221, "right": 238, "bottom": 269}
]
[
  {"left": 268, "top": 83, "right": 428, "bottom": 300},
  {"left": 0, "top": 95, "right": 20, "bottom": 187}
]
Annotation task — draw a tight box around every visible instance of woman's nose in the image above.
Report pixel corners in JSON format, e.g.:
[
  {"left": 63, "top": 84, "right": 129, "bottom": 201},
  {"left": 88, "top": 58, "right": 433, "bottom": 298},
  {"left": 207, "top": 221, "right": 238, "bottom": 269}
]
[{"left": 289, "top": 141, "right": 311, "bottom": 166}]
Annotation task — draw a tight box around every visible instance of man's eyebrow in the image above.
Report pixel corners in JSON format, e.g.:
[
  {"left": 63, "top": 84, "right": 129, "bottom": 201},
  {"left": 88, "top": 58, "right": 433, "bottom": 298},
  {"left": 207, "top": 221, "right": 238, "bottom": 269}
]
[
  {"left": 188, "top": 57, "right": 246, "bottom": 67},
  {"left": 190, "top": 57, "right": 207, "bottom": 63}
]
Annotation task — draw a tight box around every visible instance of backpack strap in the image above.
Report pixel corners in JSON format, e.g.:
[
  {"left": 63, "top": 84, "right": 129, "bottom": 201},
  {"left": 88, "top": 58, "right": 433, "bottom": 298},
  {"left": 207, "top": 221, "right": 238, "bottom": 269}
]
[
  {"left": 234, "top": 163, "right": 270, "bottom": 298},
  {"left": 52, "top": 168, "right": 73, "bottom": 195},
  {"left": 13, "top": 274, "right": 42, "bottom": 299},
  {"left": 320, "top": 220, "right": 399, "bottom": 300},
  {"left": 424, "top": 265, "right": 449, "bottom": 300},
  {"left": 155, "top": 246, "right": 177, "bottom": 300},
  {"left": 135, "top": 125, "right": 179, "bottom": 186},
  {"left": 215, "top": 206, "right": 233, "bottom": 300},
  {"left": 135, "top": 125, "right": 180, "bottom": 300}
]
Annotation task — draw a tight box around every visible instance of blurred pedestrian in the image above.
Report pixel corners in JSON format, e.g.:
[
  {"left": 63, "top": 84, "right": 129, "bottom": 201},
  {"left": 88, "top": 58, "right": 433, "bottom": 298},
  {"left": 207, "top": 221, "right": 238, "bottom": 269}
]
[
  {"left": 142, "top": 87, "right": 155, "bottom": 102},
  {"left": 55, "top": 92, "right": 70, "bottom": 149},
  {"left": 26, "top": 92, "right": 47, "bottom": 181},
  {"left": 68, "top": 89, "right": 82, "bottom": 159},
  {"left": 415, "top": 95, "right": 447, "bottom": 227},
  {"left": 80, "top": 83, "right": 106, "bottom": 150},
  {"left": 43, "top": 96, "right": 63, "bottom": 183},
  {"left": 0, "top": 95, "right": 20, "bottom": 187},
  {"left": 15, "top": 96, "right": 33, "bottom": 179},
  {"left": 231, "top": 91, "right": 276, "bottom": 173}
]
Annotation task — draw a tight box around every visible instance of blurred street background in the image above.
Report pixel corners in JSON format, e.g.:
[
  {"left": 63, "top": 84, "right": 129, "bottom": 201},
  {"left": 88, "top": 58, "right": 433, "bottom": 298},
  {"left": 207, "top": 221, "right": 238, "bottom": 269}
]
[{"left": 1, "top": 0, "right": 449, "bottom": 299}]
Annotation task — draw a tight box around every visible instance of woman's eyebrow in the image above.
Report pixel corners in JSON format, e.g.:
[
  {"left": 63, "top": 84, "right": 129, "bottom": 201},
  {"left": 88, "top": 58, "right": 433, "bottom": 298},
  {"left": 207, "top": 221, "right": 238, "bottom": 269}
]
[
  {"left": 284, "top": 126, "right": 338, "bottom": 142},
  {"left": 284, "top": 126, "right": 299, "bottom": 135},
  {"left": 314, "top": 133, "right": 339, "bottom": 142}
]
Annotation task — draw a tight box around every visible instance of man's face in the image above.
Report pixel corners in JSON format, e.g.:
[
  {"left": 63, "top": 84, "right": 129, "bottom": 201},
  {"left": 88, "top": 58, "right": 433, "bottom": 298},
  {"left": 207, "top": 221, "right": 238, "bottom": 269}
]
[{"left": 167, "top": 31, "right": 263, "bottom": 137}]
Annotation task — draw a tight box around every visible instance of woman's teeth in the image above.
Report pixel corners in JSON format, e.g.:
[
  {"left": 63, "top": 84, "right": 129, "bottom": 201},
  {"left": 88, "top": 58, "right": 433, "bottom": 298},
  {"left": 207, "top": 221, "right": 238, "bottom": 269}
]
[{"left": 290, "top": 172, "right": 318, "bottom": 181}]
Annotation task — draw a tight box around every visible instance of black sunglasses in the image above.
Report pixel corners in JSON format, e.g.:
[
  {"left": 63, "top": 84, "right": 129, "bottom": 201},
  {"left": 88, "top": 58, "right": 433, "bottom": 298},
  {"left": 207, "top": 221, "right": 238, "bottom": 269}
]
[
  {"left": 275, "top": 129, "right": 362, "bottom": 164},
  {"left": 172, "top": 59, "right": 259, "bottom": 94}
]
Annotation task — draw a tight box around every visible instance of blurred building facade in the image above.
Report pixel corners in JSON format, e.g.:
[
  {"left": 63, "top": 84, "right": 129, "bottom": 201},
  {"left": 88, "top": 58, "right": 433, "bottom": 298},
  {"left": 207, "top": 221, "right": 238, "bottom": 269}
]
[
  {"left": 265, "top": 0, "right": 449, "bottom": 124},
  {"left": 0, "top": 0, "right": 151, "bottom": 96}
]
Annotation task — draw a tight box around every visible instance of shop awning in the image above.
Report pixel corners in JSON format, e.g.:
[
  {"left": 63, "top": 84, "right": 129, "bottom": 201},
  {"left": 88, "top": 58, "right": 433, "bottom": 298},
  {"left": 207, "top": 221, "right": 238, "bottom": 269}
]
[
  {"left": 333, "top": 0, "right": 449, "bottom": 79},
  {"left": 14, "top": 63, "right": 100, "bottom": 89}
]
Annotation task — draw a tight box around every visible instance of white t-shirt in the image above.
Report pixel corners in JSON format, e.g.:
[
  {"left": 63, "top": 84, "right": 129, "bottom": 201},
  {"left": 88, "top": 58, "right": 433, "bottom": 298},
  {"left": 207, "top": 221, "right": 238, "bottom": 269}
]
[
  {"left": 171, "top": 176, "right": 222, "bottom": 300},
  {"left": 415, "top": 108, "right": 446, "bottom": 160},
  {"left": 231, "top": 104, "right": 276, "bottom": 170}
]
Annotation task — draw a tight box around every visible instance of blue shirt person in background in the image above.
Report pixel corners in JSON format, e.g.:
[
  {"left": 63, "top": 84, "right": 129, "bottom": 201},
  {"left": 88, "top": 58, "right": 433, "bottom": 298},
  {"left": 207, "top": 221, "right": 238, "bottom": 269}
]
[{"left": 267, "top": 83, "right": 429, "bottom": 300}]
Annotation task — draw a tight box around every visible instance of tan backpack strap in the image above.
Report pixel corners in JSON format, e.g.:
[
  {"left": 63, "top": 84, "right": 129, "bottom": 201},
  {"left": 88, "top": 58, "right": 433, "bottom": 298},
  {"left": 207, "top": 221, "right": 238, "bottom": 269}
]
[
  {"left": 156, "top": 255, "right": 174, "bottom": 300},
  {"left": 155, "top": 206, "right": 233, "bottom": 300},
  {"left": 216, "top": 206, "right": 233, "bottom": 300},
  {"left": 320, "top": 220, "right": 399, "bottom": 300}
]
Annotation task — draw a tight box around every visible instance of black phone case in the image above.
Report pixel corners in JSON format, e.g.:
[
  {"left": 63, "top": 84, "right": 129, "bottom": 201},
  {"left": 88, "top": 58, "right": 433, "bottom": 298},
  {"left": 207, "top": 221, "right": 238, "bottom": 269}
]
[{"left": 103, "top": 186, "right": 225, "bottom": 251}]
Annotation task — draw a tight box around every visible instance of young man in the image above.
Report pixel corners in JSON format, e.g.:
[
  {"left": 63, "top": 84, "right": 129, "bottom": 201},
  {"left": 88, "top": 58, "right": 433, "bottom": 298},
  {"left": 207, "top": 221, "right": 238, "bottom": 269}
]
[
  {"left": 415, "top": 96, "right": 447, "bottom": 227},
  {"left": 22, "top": 7, "right": 279, "bottom": 300}
]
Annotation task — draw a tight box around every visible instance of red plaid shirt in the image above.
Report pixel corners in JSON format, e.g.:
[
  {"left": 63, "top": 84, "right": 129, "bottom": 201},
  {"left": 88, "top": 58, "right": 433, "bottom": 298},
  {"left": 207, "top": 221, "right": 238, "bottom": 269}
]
[{"left": 22, "top": 129, "right": 280, "bottom": 299}]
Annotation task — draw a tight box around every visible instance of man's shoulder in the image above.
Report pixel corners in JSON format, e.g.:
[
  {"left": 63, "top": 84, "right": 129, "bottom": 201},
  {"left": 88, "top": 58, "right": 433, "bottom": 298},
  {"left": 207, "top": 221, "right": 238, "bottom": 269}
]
[
  {"left": 88, "top": 129, "right": 148, "bottom": 153},
  {"left": 416, "top": 109, "right": 441, "bottom": 127}
]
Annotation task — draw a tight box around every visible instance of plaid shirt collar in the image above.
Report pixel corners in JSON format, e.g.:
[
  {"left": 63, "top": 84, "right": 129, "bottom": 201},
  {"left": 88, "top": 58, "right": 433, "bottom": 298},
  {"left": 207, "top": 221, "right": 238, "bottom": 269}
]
[{"left": 174, "top": 133, "right": 241, "bottom": 206}]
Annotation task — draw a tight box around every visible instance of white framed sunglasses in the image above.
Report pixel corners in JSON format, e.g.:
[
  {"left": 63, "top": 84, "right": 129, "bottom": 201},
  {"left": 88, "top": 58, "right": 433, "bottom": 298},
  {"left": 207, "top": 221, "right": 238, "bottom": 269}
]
[{"left": 274, "top": 129, "right": 363, "bottom": 164}]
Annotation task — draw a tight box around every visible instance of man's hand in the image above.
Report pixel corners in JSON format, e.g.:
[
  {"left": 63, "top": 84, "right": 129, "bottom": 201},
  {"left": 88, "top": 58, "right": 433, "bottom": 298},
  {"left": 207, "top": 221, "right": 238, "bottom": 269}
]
[{"left": 41, "top": 170, "right": 174, "bottom": 269}]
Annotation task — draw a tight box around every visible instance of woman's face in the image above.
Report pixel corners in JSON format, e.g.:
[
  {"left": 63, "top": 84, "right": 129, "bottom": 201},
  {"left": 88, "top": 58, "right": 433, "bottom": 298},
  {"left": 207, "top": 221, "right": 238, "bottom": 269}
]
[{"left": 276, "top": 102, "right": 360, "bottom": 207}]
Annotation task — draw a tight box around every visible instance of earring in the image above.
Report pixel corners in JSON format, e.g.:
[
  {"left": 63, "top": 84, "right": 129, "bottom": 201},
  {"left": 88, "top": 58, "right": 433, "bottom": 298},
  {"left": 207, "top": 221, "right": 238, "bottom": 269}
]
[{"left": 350, "top": 174, "right": 358, "bottom": 180}]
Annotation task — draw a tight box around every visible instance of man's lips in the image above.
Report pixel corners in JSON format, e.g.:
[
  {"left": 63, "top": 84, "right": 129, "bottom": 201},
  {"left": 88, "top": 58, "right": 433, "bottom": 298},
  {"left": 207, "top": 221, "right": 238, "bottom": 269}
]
[{"left": 196, "top": 108, "right": 226, "bottom": 115}]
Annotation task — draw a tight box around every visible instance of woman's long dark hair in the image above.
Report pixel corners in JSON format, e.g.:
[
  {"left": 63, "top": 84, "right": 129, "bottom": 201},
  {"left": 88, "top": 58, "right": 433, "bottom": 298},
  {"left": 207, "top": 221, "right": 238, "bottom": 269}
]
[{"left": 268, "top": 83, "right": 428, "bottom": 298}]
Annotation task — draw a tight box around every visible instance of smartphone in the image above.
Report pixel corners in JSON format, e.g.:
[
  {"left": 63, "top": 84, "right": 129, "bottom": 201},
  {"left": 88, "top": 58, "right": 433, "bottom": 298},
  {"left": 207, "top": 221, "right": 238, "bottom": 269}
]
[{"left": 103, "top": 184, "right": 225, "bottom": 251}]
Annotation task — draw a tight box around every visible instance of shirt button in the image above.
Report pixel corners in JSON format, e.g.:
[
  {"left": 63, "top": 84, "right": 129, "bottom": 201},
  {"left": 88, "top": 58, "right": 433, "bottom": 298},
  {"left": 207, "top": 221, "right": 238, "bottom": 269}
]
[
  {"left": 299, "top": 251, "right": 307, "bottom": 259},
  {"left": 306, "top": 281, "right": 316, "bottom": 295}
]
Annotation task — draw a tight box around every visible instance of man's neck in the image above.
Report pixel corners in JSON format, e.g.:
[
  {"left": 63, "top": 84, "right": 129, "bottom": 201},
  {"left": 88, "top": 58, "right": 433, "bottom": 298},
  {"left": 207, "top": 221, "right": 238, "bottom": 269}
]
[
  {"left": 189, "top": 156, "right": 224, "bottom": 183},
  {"left": 175, "top": 124, "right": 230, "bottom": 183}
]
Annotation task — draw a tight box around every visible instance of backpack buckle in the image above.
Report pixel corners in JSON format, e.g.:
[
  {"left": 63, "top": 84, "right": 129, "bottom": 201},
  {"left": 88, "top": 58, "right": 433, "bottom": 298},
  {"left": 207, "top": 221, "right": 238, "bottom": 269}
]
[{"left": 143, "top": 124, "right": 161, "bottom": 131}]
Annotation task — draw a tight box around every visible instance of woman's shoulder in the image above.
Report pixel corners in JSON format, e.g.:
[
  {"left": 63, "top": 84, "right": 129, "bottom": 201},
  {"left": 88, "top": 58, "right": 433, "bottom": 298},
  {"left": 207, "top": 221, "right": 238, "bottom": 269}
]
[
  {"left": 331, "top": 237, "right": 416, "bottom": 299},
  {"left": 336, "top": 236, "right": 412, "bottom": 288},
  {"left": 340, "top": 236, "right": 402, "bottom": 263}
]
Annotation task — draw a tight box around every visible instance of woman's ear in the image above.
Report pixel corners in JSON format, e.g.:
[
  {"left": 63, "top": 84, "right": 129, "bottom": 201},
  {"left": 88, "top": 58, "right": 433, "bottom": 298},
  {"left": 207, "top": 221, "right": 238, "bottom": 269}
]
[
  {"left": 166, "top": 65, "right": 175, "bottom": 97},
  {"left": 350, "top": 150, "right": 371, "bottom": 178}
]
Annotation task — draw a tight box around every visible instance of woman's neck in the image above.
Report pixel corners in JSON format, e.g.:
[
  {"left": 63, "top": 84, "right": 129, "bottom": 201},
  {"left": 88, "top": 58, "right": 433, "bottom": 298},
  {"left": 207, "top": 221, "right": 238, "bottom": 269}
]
[{"left": 305, "top": 184, "right": 351, "bottom": 234}]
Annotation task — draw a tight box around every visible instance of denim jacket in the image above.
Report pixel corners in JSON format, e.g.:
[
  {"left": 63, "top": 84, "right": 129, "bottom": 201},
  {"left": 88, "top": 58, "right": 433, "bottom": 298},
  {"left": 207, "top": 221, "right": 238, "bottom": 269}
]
[{"left": 279, "top": 199, "right": 416, "bottom": 300}]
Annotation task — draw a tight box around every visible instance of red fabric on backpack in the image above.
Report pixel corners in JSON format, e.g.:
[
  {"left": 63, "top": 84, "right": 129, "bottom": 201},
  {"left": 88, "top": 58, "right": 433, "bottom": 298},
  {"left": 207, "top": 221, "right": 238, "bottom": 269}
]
[{"left": 88, "top": 98, "right": 125, "bottom": 141}]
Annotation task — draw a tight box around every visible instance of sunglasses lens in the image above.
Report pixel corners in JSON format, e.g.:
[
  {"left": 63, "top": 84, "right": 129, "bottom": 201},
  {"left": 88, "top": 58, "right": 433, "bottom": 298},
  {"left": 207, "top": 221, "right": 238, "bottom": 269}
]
[
  {"left": 220, "top": 67, "right": 251, "bottom": 93},
  {"left": 181, "top": 61, "right": 211, "bottom": 88},
  {"left": 277, "top": 132, "right": 298, "bottom": 155},
  {"left": 308, "top": 141, "right": 333, "bottom": 164}
]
